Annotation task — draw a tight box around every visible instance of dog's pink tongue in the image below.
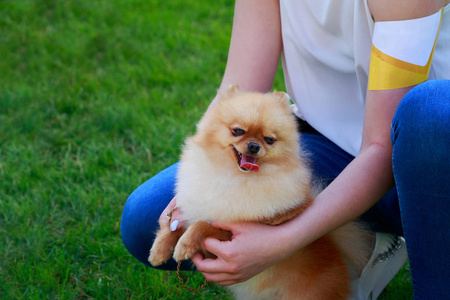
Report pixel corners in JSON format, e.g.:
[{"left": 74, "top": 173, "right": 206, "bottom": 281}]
[{"left": 240, "top": 154, "right": 259, "bottom": 172}]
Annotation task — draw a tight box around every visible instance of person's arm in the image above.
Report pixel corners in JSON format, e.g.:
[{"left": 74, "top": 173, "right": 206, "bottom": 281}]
[
  {"left": 159, "top": 0, "right": 282, "bottom": 232},
  {"left": 209, "top": 0, "right": 282, "bottom": 108},
  {"left": 191, "top": 0, "right": 447, "bottom": 285}
]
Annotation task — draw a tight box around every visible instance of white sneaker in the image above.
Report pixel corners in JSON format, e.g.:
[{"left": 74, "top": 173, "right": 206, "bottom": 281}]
[{"left": 350, "top": 233, "right": 408, "bottom": 300}]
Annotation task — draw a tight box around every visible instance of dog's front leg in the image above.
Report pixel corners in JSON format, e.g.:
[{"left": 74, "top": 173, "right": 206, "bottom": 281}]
[
  {"left": 148, "top": 219, "right": 184, "bottom": 266},
  {"left": 173, "top": 221, "right": 231, "bottom": 262}
]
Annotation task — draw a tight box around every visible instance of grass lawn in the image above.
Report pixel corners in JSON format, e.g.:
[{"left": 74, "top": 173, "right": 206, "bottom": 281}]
[{"left": 0, "top": 0, "right": 412, "bottom": 299}]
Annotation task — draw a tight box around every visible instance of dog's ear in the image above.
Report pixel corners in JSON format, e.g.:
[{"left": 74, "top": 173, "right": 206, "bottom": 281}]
[
  {"left": 272, "top": 91, "right": 292, "bottom": 108},
  {"left": 218, "top": 84, "right": 240, "bottom": 100}
]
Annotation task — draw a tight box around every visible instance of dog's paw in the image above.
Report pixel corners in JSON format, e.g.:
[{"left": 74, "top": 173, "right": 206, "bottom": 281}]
[
  {"left": 148, "top": 243, "right": 172, "bottom": 266},
  {"left": 173, "top": 239, "right": 198, "bottom": 262}
]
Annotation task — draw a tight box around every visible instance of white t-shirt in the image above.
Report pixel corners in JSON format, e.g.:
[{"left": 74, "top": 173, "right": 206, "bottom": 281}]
[{"left": 280, "top": 0, "right": 450, "bottom": 156}]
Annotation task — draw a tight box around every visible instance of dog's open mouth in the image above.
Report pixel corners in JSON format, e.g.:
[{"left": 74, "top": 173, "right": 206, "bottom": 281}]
[{"left": 232, "top": 146, "right": 260, "bottom": 172}]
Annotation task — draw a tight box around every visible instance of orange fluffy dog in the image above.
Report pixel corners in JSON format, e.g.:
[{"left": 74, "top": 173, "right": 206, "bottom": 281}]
[{"left": 149, "top": 86, "right": 370, "bottom": 299}]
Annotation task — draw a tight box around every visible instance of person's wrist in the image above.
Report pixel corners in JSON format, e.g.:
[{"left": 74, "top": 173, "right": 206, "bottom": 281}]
[{"left": 267, "top": 221, "right": 303, "bottom": 262}]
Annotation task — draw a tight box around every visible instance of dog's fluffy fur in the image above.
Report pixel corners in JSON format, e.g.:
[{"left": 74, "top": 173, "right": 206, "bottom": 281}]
[{"left": 149, "top": 86, "right": 371, "bottom": 299}]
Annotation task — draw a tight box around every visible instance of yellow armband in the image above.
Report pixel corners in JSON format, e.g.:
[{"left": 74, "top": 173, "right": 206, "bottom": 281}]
[{"left": 368, "top": 9, "right": 443, "bottom": 90}]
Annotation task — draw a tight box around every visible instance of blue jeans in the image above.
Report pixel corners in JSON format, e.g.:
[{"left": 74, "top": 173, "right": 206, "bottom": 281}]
[{"left": 121, "top": 80, "right": 450, "bottom": 299}]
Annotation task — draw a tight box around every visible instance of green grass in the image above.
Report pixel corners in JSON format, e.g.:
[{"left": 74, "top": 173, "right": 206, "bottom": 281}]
[{"left": 0, "top": 0, "right": 411, "bottom": 299}]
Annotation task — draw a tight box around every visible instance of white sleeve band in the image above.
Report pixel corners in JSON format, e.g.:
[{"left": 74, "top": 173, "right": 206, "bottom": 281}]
[{"left": 372, "top": 10, "right": 442, "bottom": 67}]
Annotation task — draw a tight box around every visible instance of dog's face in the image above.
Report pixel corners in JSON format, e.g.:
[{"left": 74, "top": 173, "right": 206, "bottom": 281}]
[{"left": 194, "top": 86, "right": 300, "bottom": 174}]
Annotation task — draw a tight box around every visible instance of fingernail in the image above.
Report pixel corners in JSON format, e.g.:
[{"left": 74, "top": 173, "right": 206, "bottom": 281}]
[{"left": 170, "top": 220, "right": 179, "bottom": 232}]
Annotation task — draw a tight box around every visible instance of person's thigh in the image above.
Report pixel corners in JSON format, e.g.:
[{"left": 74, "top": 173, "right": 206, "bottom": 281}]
[{"left": 391, "top": 79, "right": 450, "bottom": 298}]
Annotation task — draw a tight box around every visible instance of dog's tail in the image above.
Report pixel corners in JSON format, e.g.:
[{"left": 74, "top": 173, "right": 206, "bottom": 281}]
[{"left": 331, "top": 222, "right": 372, "bottom": 279}]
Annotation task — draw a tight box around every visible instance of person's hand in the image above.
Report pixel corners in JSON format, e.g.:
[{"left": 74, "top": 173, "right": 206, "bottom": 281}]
[
  {"left": 159, "top": 196, "right": 183, "bottom": 231},
  {"left": 191, "top": 221, "right": 297, "bottom": 286}
]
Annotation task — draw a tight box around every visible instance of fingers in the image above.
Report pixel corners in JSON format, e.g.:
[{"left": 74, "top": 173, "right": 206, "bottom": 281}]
[
  {"left": 191, "top": 252, "right": 244, "bottom": 286},
  {"left": 202, "top": 236, "right": 232, "bottom": 258},
  {"left": 170, "top": 219, "right": 180, "bottom": 231},
  {"left": 191, "top": 222, "right": 282, "bottom": 286},
  {"left": 170, "top": 209, "right": 182, "bottom": 231},
  {"left": 208, "top": 220, "right": 237, "bottom": 232},
  {"left": 159, "top": 197, "right": 176, "bottom": 222},
  {"left": 159, "top": 197, "right": 183, "bottom": 231},
  {"left": 192, "top": 237, "right": 248, "bottom": 285}
]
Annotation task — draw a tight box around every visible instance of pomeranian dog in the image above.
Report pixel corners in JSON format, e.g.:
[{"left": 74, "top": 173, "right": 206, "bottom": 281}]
[{"left": 149, "top": 85, "right": 370, "bottom": 299}]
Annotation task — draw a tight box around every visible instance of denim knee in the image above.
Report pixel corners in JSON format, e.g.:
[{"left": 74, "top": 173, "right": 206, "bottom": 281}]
[
  {"left": 121, "top": 191, "right": 157, "bottom": 267},
  {"left": 121, "top": 163, "right": 179, "bottom": 267}
]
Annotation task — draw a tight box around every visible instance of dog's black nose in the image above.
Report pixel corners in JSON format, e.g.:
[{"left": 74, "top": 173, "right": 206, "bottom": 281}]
[{"left": 247, "top": 142, "right": 260, "bottom": 154}]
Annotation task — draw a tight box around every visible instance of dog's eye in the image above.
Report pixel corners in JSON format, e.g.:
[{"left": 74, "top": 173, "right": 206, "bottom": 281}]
[
  {"left": 264, "top": 137, "right": 275, "bottom": 145},
  {"left": 232, "top": 128, "right": 245, "bottom": 136}
]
